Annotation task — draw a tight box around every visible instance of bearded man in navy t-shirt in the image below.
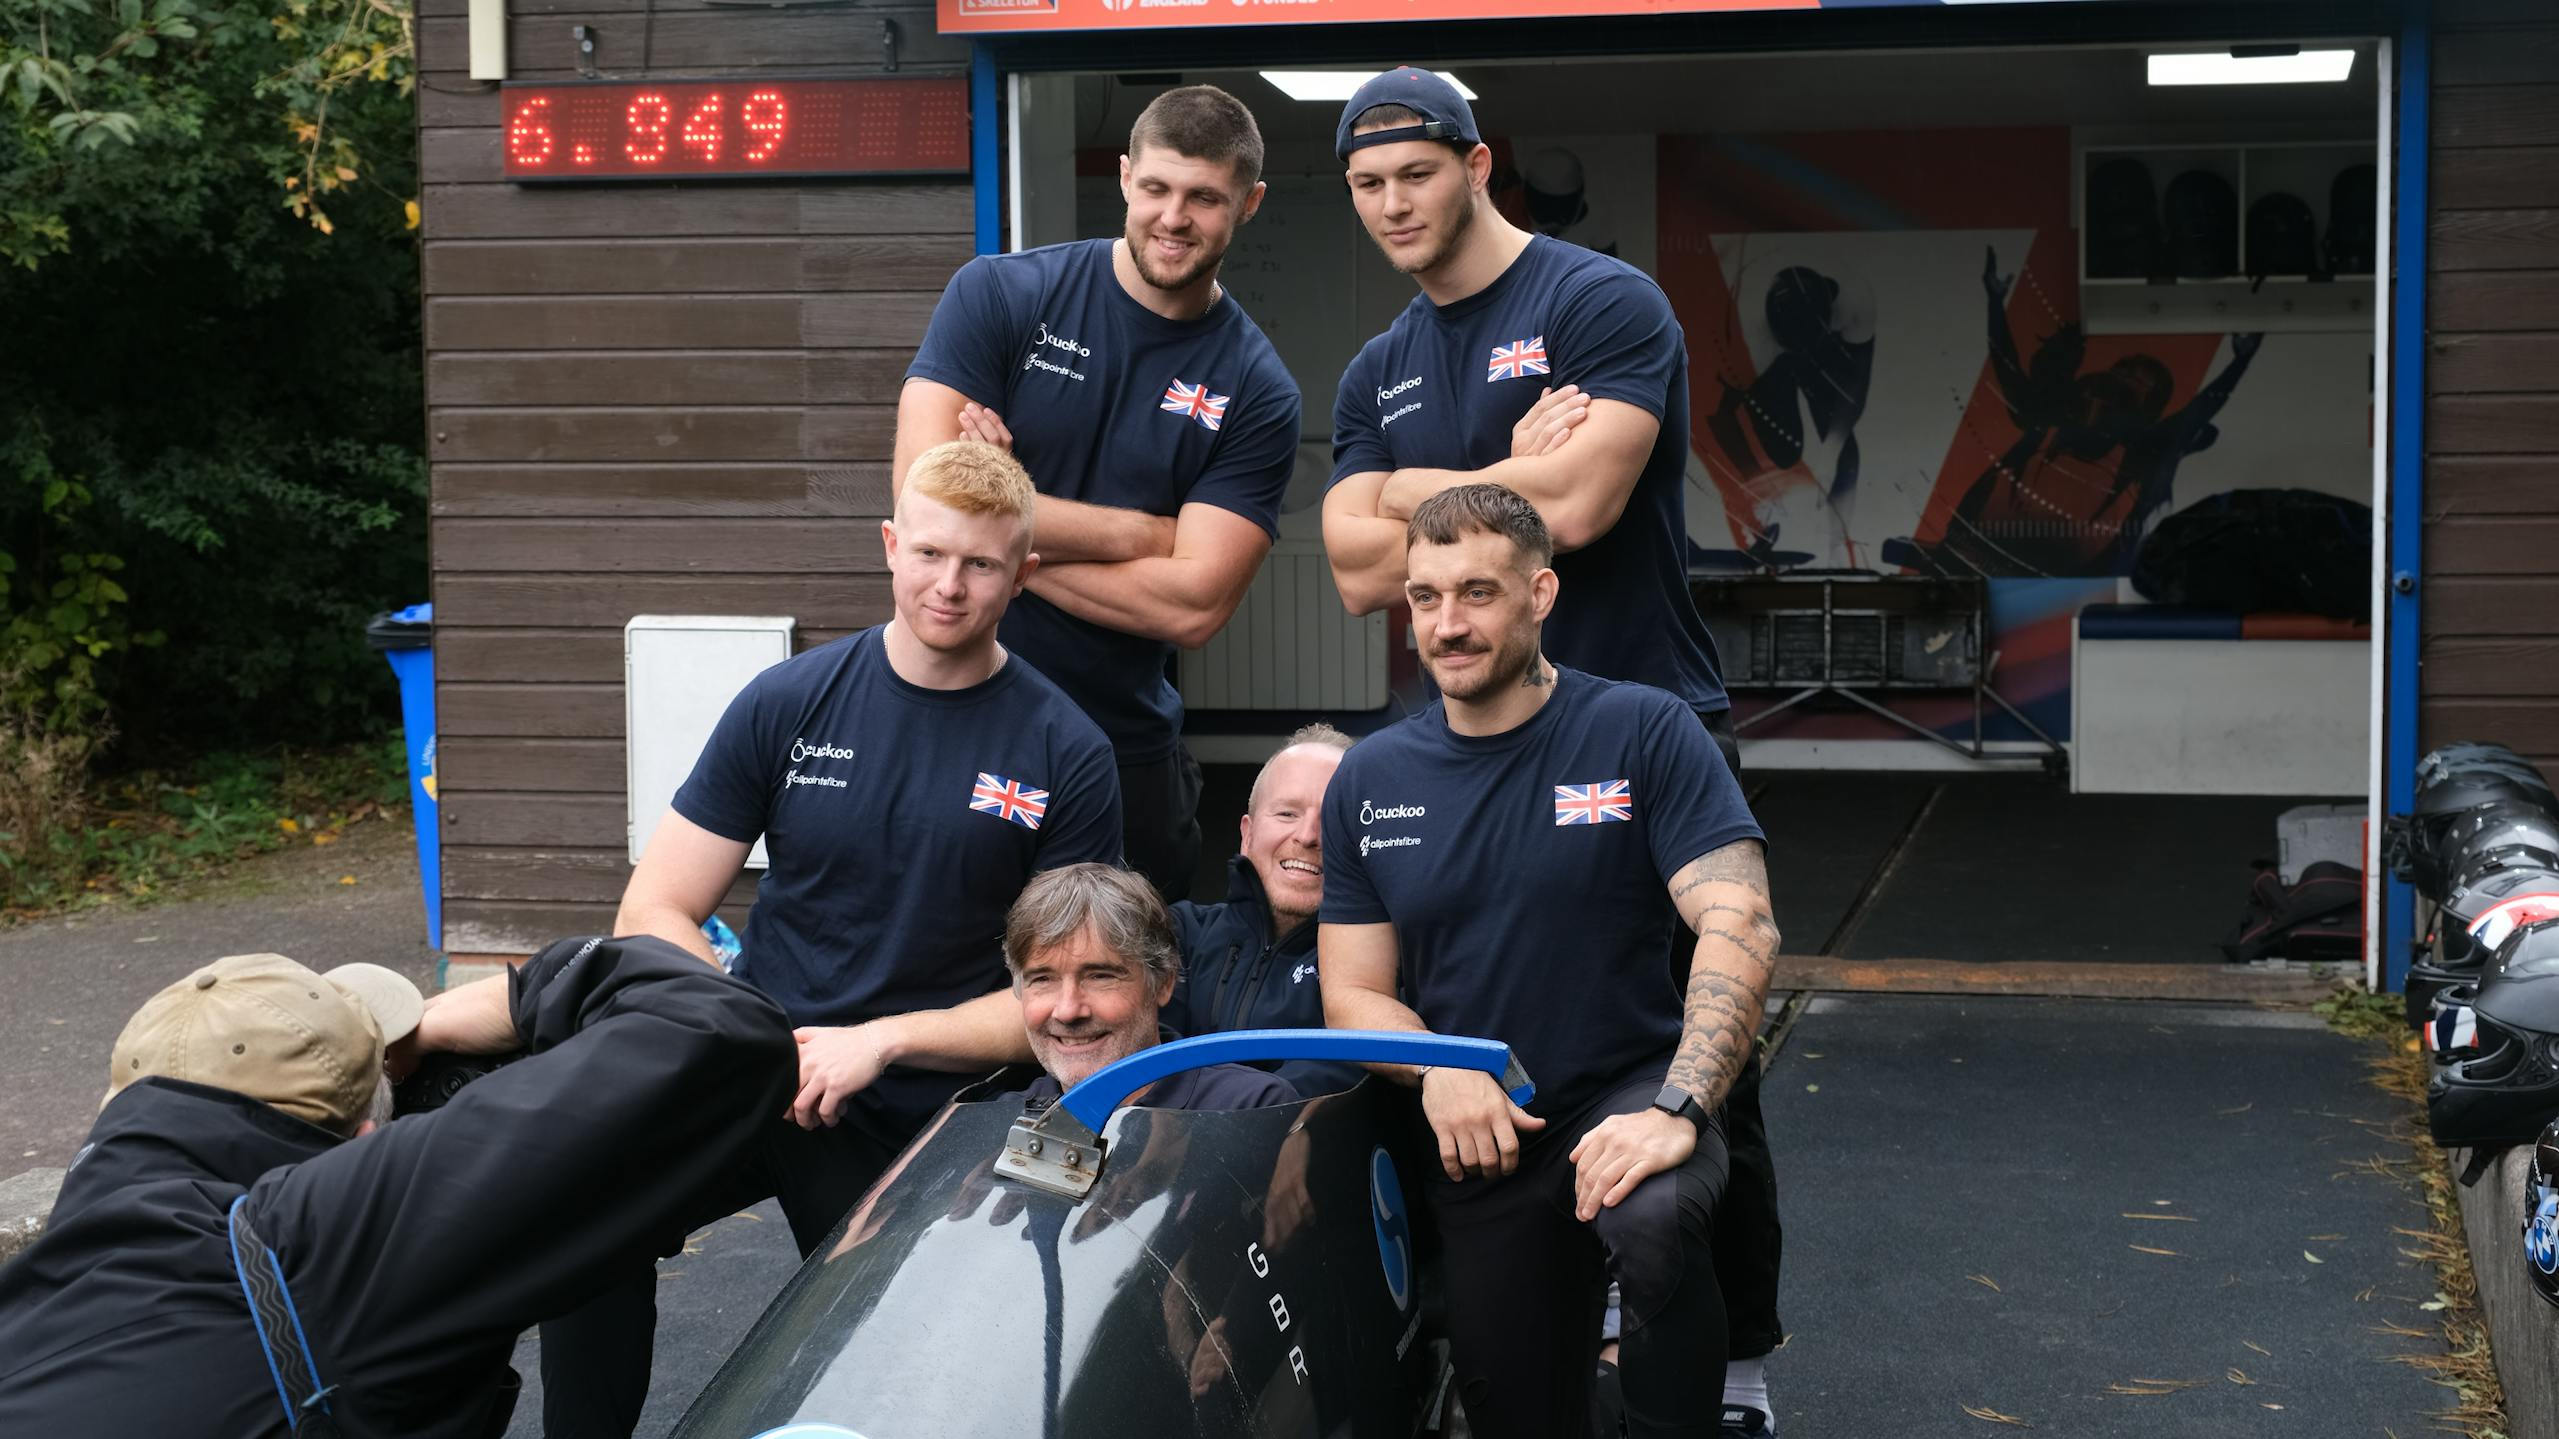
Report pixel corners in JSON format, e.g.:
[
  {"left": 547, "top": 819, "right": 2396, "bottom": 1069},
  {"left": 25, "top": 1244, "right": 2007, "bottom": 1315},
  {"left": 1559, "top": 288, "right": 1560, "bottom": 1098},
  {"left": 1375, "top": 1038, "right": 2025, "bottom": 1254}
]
[
  {"left": 1320, "top": 484, "right": 1778, "bottom": 1439},
  {"left": 1321, "top": 69, "right": 1789, "bottom": 1438},
  {"left": 896, "top": 84, "right": 1301, "bottom": 902},
  {"left": 550, "top": 441, "right": 1122, "bottom": 1439}
]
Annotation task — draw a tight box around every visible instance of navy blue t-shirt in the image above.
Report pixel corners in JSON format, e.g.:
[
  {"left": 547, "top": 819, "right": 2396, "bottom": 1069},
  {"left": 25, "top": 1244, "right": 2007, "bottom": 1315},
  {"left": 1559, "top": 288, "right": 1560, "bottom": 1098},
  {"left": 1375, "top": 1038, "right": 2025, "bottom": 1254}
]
[
  {"left": 1331, "top": 236, "right": 1728, "bottom": 715},
  {"left": 672, "top": 627, "right": 1122, "bottom": 1139},
  {"left": 1319, "top": 668, "right": 1761, "bottom": 1121},
  {"left": 908, "top": 238, "right": 1302, "bottom": 761}
]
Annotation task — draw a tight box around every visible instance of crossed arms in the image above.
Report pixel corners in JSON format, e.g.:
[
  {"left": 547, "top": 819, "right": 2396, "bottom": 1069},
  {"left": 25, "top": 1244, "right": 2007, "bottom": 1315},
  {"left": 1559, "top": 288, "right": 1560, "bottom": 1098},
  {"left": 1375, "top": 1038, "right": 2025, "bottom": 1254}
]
[
  {"left": 895, "top": 378, "right": 1271, "bottom": 650},
  {"left": 1324, "top": 384, "right": 1659, "bottom": 615}
]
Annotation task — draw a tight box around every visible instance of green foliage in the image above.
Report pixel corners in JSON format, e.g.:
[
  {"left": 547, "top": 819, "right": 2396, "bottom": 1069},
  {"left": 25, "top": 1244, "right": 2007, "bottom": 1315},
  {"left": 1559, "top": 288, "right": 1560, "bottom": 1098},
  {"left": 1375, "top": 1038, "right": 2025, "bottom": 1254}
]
[
  {"left": 2314, "top": 984, "right": 2402, "bottom": 1042},
  {"left": 0, "top": 460, "right": 162, "bottom": 725},
  {"left": 3, "top": 0, "right": 404, "bottom": 250},
  {"left": 0, "top": 738, "right": 408, "bottom": 914},
  {"left": 0, "top": 0, "right": 424, "bottom": 748}
]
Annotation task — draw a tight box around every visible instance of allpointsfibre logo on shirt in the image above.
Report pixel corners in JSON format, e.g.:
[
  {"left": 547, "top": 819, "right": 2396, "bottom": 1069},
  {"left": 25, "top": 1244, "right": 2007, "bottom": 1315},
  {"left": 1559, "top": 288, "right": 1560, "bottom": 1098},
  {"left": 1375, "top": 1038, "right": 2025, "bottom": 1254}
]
[
  {"left": 1023, "top": 322, "right": 1090, "bottom": 382},
  {"left": 786, "top": 737, "right": 853, "bottom": 790},
  {"left": 1377, "top": 374, "right": 1423, "bottom": 428},
  {"left": 956, "top": 0, "right": 1051, "bottom": 13},
  {"left": 1357, "top": 798, "right": 1425, "bottom": 857}
]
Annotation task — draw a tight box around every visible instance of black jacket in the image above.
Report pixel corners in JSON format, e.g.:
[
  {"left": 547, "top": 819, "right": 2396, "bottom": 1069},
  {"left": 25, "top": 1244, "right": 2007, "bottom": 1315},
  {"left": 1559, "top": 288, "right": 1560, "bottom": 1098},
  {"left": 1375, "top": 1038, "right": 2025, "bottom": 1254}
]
[
  {"left": 1166, "top": 857, "right": 1360, "bottom": 1096},
  {"left": 0, "top": 934, "right": 793, "bottom": 1438}
]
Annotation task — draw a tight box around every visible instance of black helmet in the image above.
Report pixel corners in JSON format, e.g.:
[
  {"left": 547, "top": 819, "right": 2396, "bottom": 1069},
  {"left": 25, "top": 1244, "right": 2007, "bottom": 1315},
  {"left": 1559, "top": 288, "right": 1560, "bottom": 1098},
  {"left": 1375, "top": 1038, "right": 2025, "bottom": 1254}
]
[
  {"left": 2401, "top": 778, "right": 2559, "bottom": 894},
  {"left": 2438, "top": 866, "right": 2559, "bottom": 972},
  {"left": 2085, "top": 157, "right": 2166, "bottom": 280},
  {"left": 2426, "top": 995, "right": 2483, "bottom": 1063},
  {"left": 2411, "top": 935, "right": 2501, "bottom": 1031},
  {"left": 2163, "top": 169, "right": 2239, "bottom": 279},
  {"left": 2425, "top": 758, "right": 2556, "bottom": 801},
  {"left": 2526, "top": 1121, "right": 2559, "bottom": 1307},
  {"left": 2427, "top": 1008, "right": 2559, "bottom": 1151},
  {"left": 2436, "top": 803, "right": 2559, "bottom": 899},
  {"left": 2419, "top": 741, "right": 2533, "bottom": 789},
  {"left": 2245, "top": 192, "right": 2320, "bottom": 280},
  {"left": 2325, "top": 163, "right": 2377, "bottom": 278},
  {"left": 2429, "top": 918, "right": 2559, "bottom": 1149}
]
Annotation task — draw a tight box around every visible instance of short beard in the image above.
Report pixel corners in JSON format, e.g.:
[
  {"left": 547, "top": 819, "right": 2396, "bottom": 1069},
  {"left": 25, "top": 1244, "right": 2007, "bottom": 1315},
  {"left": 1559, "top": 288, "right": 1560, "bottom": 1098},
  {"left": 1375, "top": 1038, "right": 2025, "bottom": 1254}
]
[
  {"left": 1127, "top": 224, "right": 1225, "bottom": 295},
  {"left": 1428, "top": 629, "right": 1536, "bottom": 701},
  {"left": 1390, "top": 189, "right": 1477, "bottom": 277}
]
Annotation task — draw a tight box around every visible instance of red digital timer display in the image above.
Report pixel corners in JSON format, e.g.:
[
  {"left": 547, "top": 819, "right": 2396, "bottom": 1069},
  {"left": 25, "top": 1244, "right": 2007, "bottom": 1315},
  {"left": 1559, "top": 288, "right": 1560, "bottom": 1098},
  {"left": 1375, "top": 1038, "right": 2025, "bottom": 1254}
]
[{"left": 501, "top": 77, "right": 969, "bottom": 182}]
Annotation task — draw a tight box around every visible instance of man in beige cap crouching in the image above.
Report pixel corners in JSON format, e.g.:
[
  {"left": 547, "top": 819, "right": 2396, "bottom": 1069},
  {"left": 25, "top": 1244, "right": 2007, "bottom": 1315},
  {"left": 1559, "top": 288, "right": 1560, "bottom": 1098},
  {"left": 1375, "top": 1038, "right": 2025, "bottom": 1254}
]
[{"left": 0, "top": 934, "right": 792, "bottom": 1438}]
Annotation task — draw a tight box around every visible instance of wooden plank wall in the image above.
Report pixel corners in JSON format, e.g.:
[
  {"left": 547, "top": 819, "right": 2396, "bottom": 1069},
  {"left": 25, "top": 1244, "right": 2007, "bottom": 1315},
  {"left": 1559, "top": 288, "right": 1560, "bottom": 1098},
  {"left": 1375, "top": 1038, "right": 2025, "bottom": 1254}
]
[
  {"left": 2426, "top": 0, "right": 2559, "bottom": 779},
  {"left": 415, "top": 0, "right": 974, "bottom": 955}
]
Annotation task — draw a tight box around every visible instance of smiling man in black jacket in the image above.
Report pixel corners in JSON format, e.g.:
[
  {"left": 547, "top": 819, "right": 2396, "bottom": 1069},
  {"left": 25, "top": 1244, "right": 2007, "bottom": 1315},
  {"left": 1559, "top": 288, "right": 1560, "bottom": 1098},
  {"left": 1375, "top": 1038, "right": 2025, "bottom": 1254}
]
[
  {"left": 0, "top": 935, "right": 792, "bottom": 1438},
  {"left": 1165, "top": 723, "right": 1360, "bottom": 1096}
]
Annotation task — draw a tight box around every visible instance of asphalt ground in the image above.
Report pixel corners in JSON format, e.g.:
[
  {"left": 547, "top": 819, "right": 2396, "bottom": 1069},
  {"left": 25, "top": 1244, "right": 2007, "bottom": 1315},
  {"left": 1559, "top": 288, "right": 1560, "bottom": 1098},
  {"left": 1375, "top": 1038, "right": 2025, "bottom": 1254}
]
[{"left": 1761, "top": 994, "right": 2450, "bottom": 1438}]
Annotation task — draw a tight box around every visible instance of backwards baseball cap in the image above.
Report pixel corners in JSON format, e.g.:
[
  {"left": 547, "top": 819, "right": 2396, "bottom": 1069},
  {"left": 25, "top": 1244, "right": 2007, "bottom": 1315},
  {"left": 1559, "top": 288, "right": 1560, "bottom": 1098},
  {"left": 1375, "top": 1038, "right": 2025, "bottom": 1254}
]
[
  {"left": 1335, "top": 66, "right": 1482, "bottom": 161},
  {"left": 106, "top": 953, "right": 425, "bottom": 1131}
]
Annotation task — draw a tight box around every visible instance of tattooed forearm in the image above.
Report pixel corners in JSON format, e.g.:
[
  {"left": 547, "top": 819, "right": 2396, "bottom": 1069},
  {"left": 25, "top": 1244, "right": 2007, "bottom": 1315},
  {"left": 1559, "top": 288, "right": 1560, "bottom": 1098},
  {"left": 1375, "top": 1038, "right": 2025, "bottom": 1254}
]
[
  {"left": 1664, "top": 841, "right": 1782, "bottom": 1107},
  {"left": 1667, "top": 942, "right": 1776, "bottom": 1107}
]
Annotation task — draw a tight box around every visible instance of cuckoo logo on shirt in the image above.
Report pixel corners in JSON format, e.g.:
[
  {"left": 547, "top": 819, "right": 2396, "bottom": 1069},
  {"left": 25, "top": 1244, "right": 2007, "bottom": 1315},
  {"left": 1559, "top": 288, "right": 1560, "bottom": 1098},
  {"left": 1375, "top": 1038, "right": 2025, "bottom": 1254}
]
[
  {"left": 784, "top": 737, "right": 856, "bottom": 791},
  {"left": 1023, "top": 321, "right": 1092, "bottom": 383}
]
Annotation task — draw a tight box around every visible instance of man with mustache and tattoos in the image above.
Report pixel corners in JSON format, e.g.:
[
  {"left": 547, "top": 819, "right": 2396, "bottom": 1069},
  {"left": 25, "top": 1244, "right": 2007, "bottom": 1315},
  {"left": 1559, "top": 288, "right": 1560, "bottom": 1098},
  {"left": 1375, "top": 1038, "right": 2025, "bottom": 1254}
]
[{"left": 1318, "top": 484, "right": 1777, "bottom": 1439}]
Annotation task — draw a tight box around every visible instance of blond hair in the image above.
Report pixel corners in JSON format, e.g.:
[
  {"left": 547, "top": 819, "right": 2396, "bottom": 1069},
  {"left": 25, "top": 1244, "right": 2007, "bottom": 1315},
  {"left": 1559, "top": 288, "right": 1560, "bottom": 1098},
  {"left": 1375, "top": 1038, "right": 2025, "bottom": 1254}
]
[{"left": 903, "top": 440, "right": 1037, "bottom": 532}]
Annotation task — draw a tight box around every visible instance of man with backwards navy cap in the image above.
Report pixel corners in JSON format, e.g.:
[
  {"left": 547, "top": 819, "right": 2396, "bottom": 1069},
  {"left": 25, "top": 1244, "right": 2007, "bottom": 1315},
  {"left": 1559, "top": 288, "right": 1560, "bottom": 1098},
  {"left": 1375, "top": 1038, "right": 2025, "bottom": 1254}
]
[{"left": 1319, "top": 68, "right": 1788, "bottom": 1439}]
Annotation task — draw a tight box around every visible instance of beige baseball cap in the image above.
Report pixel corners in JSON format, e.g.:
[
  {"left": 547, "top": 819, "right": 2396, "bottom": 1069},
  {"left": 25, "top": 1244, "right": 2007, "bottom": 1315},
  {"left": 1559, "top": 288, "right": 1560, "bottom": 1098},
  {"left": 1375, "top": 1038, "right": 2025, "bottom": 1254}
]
[{"left": 106, "top": 953, "right": 424, "bottom": 1130}]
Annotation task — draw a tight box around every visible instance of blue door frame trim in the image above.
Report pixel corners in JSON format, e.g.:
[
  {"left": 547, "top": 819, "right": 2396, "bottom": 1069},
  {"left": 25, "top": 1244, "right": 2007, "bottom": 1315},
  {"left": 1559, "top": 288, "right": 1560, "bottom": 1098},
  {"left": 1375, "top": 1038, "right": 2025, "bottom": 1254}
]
[
  {"left": 970, "top": 45, "right": 1000, "bottom": 255},
  {"left": 2384, "top": 7, "right": 2429, "bottom": 993}
]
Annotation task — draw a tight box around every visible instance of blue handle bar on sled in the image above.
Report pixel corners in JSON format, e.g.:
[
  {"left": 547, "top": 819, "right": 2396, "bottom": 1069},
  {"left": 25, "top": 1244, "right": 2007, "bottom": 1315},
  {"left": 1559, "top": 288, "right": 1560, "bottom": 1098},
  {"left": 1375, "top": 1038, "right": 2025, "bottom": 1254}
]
[{"left": 1054, "top": 1029, "right": 1535, "bottom": 1131}]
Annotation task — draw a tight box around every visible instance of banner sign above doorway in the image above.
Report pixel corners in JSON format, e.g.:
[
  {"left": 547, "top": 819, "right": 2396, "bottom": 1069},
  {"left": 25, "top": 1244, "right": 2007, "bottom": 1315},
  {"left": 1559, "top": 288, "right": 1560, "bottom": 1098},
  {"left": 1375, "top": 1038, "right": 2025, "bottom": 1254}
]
[{"left": 936, "top": 0, "right": 2094, "bottom": 35}]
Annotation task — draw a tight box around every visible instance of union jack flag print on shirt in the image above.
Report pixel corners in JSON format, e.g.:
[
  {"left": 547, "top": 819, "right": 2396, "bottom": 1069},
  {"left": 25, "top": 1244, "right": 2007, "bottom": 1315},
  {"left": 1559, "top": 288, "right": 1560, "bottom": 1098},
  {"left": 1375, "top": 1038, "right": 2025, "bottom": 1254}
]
[
  {"left": 1161, "top": 379, "right": 1229, "bottom": 432},
  {"left": 971, "top": 773, "right": 1048, "bottom": 830},
  {"left": 1554, "top": 780, "right": 1633, "bottom": 825},
  {"left": 1488, "top": 336, "right": 1550, "bottom": 382}
]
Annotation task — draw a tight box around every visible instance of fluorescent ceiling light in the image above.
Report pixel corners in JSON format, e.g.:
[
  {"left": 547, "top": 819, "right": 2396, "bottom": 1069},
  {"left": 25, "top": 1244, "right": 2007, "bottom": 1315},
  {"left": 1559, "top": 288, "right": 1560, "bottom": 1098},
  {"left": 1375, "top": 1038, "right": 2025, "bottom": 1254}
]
[
  {"left": 2147, "top": 49, "right": 2356, "bottom": 86},
  {"left": 1260, "top": 70, "right": 1479, "bottom": 103}
]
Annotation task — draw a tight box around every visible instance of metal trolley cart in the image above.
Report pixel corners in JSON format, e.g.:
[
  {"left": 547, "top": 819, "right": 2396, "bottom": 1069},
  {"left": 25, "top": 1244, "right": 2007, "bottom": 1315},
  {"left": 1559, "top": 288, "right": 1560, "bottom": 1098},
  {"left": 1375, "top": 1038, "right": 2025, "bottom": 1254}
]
[{"left": 1695, "top": 571, "right": 2066, "bottom": 772}]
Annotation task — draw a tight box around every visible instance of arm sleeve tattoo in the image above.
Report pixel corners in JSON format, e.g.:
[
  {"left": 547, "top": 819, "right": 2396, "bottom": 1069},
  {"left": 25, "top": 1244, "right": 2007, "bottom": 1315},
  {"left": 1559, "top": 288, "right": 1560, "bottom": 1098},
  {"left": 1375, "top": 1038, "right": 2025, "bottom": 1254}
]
[{"left": 1665, "top": 838, "right": 1781, "bottom": 1110}]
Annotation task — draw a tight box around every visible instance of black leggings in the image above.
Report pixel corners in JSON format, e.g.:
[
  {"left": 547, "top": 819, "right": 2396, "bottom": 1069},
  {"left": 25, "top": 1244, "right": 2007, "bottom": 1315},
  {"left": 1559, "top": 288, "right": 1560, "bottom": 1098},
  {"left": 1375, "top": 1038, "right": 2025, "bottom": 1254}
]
[
  {"left": 537, "top": 1117, "right": 905, "bottom": 1439},
  {"left": 1433, "top": 1071, "right": 1732, "bottom": 1439}
]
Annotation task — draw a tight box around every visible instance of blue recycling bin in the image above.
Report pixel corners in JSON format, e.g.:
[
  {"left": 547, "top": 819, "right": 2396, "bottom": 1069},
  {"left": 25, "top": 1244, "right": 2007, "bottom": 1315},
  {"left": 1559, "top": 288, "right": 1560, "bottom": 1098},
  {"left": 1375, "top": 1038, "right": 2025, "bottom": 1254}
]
[{"left": 367, "top": 602, "right": 443, "bottom": 950}]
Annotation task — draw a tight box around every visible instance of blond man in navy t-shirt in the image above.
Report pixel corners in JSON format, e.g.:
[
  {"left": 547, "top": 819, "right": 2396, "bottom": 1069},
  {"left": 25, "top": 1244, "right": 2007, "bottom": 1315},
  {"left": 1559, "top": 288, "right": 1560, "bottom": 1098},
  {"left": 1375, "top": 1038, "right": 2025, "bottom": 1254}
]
[{"left": 556, "top": 442, "right": 1122, "bottom": 1439}]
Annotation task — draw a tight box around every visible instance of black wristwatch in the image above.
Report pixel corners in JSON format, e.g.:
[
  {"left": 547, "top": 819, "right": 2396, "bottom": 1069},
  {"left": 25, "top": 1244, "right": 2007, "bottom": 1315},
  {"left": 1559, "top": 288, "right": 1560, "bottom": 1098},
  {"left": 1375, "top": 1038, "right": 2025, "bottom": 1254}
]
[{"left": 1650, "top": 1083, "right": 1707, "bottom": 1130}]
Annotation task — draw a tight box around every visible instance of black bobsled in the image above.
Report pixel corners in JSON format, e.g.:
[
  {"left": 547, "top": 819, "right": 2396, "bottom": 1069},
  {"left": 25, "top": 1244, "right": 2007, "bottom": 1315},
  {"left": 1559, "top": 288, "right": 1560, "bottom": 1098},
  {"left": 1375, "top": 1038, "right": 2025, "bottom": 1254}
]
[{"left": 669, "top": 1031, "right": 1533, "bottom": 1439}]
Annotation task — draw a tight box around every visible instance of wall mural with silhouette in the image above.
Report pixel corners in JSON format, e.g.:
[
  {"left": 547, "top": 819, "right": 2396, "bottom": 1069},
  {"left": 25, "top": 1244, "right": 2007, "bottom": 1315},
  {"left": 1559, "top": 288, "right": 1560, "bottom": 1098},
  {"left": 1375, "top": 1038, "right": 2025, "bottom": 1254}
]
[{"left": 1642, "top": 126, "right": 2372, "bottom": 744}]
